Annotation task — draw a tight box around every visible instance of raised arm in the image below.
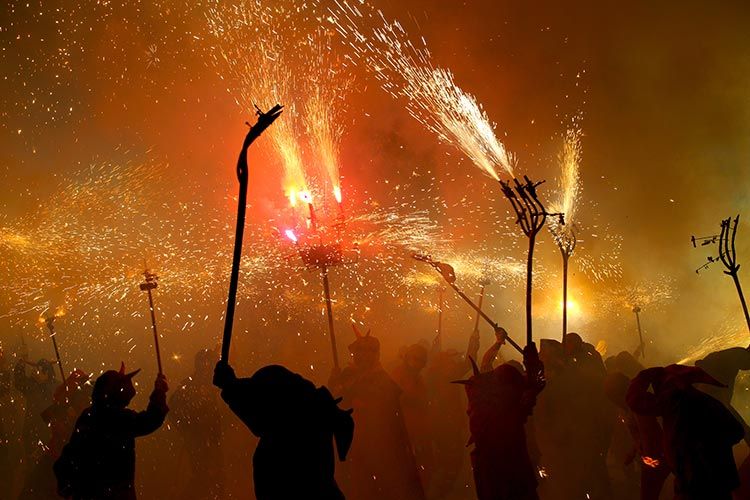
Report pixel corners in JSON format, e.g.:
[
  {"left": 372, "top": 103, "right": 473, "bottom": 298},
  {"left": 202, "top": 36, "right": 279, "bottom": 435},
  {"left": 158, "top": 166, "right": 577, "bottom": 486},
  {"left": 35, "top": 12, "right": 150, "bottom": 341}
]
[{"left": 127, "top": 374, "right": 169, "bottom": 437}]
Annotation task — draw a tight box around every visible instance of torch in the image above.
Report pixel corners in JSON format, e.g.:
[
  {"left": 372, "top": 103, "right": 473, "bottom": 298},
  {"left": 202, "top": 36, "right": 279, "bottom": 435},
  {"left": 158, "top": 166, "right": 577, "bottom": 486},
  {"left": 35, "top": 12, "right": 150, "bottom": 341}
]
[
  {"left": 632, "top": 305, "right": 645, "bottom": 359},
  {"left": 413, "top": 254, "right": 522, "bottom": 354},
  {"left": 435, "top": 285, "right": 446, "bottom": 352},
  {"left": 471, "top": 277, "right": 491, "bottom": 337},
  {"left": 553, "top": 227, "right": 577, "bottom": 342},
  {"left": 692, "top": 215, "right": 750, "bottom": 336},
  {"left": 222, "top": 104, "right": 283, "bottom": 363},
  {"left": 139, "top": 264, "right": 163, "bottom": 375},
  {"left": 500, "top": 176, "right": 563, "bottom": 346},
  {"left": 286, "top": 230, "right": 355, "bottom": 370},
  {"left": 40, "top": 309, "right": 66, "bottom": 382}
]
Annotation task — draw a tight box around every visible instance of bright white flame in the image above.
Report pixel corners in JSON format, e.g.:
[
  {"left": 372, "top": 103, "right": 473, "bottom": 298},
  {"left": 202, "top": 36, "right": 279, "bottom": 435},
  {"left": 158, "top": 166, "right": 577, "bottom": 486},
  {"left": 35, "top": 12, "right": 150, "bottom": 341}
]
[
  {"left": 333, "top": 186, "right": 342, "bottom": 204},
  {"left": 284, "top": 229, "right": 298, "bottom": 243},
  {"left": 298, "top": 191, "right": 313, "bottom": 204}
]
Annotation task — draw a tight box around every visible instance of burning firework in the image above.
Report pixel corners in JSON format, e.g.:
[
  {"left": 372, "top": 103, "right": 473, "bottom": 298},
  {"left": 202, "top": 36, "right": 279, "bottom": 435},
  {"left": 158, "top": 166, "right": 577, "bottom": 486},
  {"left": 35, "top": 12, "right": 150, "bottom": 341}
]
[
  {"left": 548, "top": 127, "right": 582, "bottom": 340},
  {"left": 323, "top": 0, "right": 514, "bottom": 179}
]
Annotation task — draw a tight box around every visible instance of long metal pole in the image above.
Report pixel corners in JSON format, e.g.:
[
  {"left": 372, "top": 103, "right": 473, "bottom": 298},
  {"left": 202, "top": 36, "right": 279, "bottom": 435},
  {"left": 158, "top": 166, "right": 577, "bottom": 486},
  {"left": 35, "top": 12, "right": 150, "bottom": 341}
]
[
  {"left": 562, "top": 253, "right": 569, "bottom": 342},
  {"left": 447, "top": 282, "right": 522, "bottom": 354},
  {"left": 222, "top": 176, "right": 247, "bottom": 363},
  {"left": 46, "top": 322, "right": 65, "bottom": 382},
  {"left": 634, "top": 307, "right": 644, "bottom": 359},
  {"left": 436, "top": 286, "right": 444, "bottom": 351},
  {"left": 146, "top": 288, "right": 163, "bottom": 375},
  {"left": 472, "top": 285, "right": 486, "bottom": 334},
  {"left": 729, "top": 272, "right": 750, "bottom": 334},
  {"left": 526, "top": 233, "right": 536, "bottom": 346},
  {"left": 322, "top": 266, "right": 339, "bottom": 369}
]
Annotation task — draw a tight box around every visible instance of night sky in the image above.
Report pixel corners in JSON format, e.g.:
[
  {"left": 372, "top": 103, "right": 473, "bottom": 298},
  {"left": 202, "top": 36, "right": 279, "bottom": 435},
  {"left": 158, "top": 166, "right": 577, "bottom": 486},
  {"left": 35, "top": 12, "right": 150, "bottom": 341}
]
[{"left": 2, "top": 0, "right": 750, "bottom": 385}]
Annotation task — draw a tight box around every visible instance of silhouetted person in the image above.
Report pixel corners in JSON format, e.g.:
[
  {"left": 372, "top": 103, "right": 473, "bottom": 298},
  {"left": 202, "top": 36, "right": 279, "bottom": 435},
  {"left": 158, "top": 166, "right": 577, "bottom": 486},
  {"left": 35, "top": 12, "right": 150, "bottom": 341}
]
[
  {"left": 695, "top": 347, "right": 750, "bottom": 440},
  {"left": 15, "top": 357, "right": 57, "bottom": 461},
  {"left": 391, "top": 342, "right": 432, "bottom": 489},
  {"left": 424, "top": 330, "right": 481, "bottom": 498},
  {"left": 214, "top": 361, "right": 353, "bottom": 500},
  {"left": 54, "top": 363, "right": 169, "bottom": 500},
  {"left": 20, "top": 369, "right": 92, "bottom": 499},
  {"left": 170, "top": 348, "right": 225, "bottom": 499},
  {"left": 605, "top": 371, "right": 669, "bottom": 500},
  {"left": 627, "top": 364, "right": 743, "bottom": 500},
  {"left": 329, "top": 325, "right": 425, "bottom": 500},
  {"left": 454, "top": 342, "right": 545, "bottom": 500},
  {"left": 535, "top": 334, "right": 614, "bottom": 500}
]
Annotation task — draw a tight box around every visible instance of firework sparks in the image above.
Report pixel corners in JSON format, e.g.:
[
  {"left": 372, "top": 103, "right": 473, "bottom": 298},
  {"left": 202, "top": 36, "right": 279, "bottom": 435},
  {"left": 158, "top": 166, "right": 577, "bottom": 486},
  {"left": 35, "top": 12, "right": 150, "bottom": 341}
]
[
  {"left": 601, "top": 276, "right": 677, "bottom": 316},
  {"left": 323, "top": 1, "right": 515, "bottom": 179},
  {"left": 549, "top": 127, "right": 582, "bottom": 254}
]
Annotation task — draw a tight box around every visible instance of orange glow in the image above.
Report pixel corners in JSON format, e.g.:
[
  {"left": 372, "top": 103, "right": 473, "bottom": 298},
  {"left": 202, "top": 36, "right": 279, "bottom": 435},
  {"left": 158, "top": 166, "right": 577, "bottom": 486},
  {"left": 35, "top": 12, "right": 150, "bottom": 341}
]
[{"left": 642, "top": 456, "right": 660, "bottom": 468}]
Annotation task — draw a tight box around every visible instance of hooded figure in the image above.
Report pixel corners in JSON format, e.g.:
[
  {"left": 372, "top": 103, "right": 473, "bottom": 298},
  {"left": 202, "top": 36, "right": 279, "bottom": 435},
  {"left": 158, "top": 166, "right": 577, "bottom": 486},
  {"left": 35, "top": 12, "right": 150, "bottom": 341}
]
[
  {"left": 54, "top": 363, "right": 169, "bottom": 500},
  {"left": 627, "top": 364, "right": 743, "bottom": 500},
  {"left": 456, "top": 342, "right": 545, "bottom": 500},
  {"left": 214, "top": 361, "right": 353, "bottom": 500},
  {"left": 391, "top": 343, "right": 432, "bottom": 488},
  {"left": 329, "top": 325, "right": 426, "bottom": 500}
]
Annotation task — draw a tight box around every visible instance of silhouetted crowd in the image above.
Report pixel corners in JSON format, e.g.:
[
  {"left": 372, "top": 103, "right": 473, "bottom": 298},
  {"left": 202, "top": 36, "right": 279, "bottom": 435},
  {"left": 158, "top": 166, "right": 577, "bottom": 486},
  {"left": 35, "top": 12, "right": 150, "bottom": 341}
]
[{"left": 1, "top": 325, "right": 750, "bottom": 499}]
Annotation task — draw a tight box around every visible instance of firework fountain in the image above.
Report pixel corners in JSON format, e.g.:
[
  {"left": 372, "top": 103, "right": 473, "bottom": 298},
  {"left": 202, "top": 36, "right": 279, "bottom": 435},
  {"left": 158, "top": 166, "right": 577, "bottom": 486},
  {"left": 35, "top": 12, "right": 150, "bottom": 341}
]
[
  {"left": 692, "top": 215, "right": 750, "bottom": 335},
  {"left": 324, "top": 1, "right": 566, "bottom": 346},
  {"left": 549, "top": 128, "right": 582, "bottom": 341}
]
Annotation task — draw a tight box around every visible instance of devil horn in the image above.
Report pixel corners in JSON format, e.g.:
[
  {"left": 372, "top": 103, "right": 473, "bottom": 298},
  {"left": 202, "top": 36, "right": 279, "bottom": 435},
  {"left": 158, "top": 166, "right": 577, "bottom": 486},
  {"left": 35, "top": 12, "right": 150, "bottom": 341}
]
[
  {"left": 125, "top": 368, "right": 141, "bottom": 379},
  {"left": 119, "top": 362, "right": 125, "bottom": 375},
  {"left": 352, "top": 324, "right": 363, "bottom": 339},
  {"left": 366, "top": 330, "right": 371, "bottom": 337},
  {"left": 469, "top": 356, "right": 480, "bottom": 376}
]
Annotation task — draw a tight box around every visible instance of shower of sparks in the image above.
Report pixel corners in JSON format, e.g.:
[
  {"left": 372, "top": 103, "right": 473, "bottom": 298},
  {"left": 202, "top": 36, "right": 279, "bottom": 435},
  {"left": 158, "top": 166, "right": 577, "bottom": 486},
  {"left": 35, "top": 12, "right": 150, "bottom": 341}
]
[
  {"left": 206, "top": 1, "right": 353, "bottom": 208},
  {"left": 303, "top": 28, "right": 353, "bottom": 194},
  {"left": 677, "top": 314, "right": 748, "bottom": 364},
  {"left": 323, "top": 0, "right": 515, "bottom": 179},
  {"left": 0, "top": 156, "right": 286, "bottom": 336},
  {"left": 549, "top": 127, "right": 582, "bottom": 254},
  {"left": 600, "top": 276, "right": 677, "bottom": 316}
]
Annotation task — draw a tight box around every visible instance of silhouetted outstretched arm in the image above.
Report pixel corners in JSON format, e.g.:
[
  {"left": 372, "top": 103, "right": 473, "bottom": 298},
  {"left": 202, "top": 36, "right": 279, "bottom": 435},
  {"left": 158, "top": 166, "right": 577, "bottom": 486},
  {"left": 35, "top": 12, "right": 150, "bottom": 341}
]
[
  {"left": 125, "top": 374, "right": 169, "bottom": 436},
  {"left": 480, "top": 327, "right": 508, "bottom": 372}
]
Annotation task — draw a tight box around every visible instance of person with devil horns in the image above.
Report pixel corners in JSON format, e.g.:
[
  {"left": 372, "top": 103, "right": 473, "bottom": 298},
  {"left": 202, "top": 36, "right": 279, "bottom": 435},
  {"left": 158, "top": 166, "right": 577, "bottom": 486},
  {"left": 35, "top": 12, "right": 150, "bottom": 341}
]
[
  {"left": 454, "top": 341, "right": 546, "bottom": 500},
  {"left": 627, "top": 364, "right": 744, "bottom": 500},
  {"left": 329, "top": 325, "right": 426, "bottom": 500},
  {"left": 54, "top": 363, "right": 169, "bottom": 500},
  {"left": 213, "top": 361, "right": 354, "bottom": 500}
]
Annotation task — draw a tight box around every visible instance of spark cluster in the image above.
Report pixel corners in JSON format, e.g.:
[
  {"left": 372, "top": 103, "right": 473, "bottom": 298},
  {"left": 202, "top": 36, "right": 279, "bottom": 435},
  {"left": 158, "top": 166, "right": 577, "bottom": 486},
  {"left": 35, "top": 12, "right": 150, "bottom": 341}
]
[{"left": 323, "top": 0, "right": 515, "bottom": 179}]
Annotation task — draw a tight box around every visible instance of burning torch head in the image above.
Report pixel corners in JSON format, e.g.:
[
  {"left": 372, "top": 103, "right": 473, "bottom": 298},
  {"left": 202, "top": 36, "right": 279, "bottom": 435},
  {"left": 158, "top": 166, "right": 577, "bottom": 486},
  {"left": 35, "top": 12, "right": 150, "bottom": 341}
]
[{"left": 92, "top": 362, "right": 140, "bottom": 409}]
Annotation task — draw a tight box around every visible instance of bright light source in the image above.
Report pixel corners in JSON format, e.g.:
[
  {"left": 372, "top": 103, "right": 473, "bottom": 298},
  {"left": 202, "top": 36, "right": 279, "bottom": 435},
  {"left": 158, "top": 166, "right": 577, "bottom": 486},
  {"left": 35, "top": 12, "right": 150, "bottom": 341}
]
[{"left": 284, "top": 229, "right": 298, "bottom": 243}]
